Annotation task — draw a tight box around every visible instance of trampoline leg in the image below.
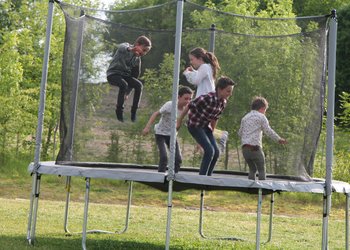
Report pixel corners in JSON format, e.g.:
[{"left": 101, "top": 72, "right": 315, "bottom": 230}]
[
  {"left": 116, "top": 181, "right": 133, "bottom": 234},
  {"left": 322, "top": 194, "right": 331, "bottom": 250},
  {"left": 64, "top": 178, "right": 132, "bottom": 235},
  {"left": 198, "top": 190, "right": 242, "bottom": 241},
  {"left": 199, "top": 190, "right": 206, "bottom": 238},
  {"left": 64, "top": 176, "right": 72, "bottom": 234},
  {"left": 87, "top": 180, "right": 133, "bottom": 234},
  {"left": 27, "top": 173, "right": 41, "bottom": 245},
  {"left": 82, "top": 177, "right": 90, "bottom": 250},
  {"left": 265, "top": 193, "right": 274, "bottom": 243},
  {"left": 165, "top": 180, "right": 174, "bottom": 250},
  {"left": 27, "top": 173, "right": 36, "bottom": 243},
  {"left": 84, "top": 180, "right": 133, "bottom": 234},
  {"left": 346, "top": 193, "right": 349, "bottom": 250},
  {"left": 256, "top": 188, "right": 262, "bottom": 250}
]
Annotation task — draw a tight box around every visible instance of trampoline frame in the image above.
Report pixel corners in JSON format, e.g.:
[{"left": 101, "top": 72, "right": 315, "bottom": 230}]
[
  {"left": 63, "top": 175, "right": 274, "bottom": 244},
  {"left": 64, "top": 180, "right": 274, "bottom": 244},
  {"left": 26, "top": 1, "right": 343, "bottom": 250},
  {"left": 199, "top": 190, "right": 274, "bottom": 244},
  {"left": 63, "top": 176, "right": 133, "bottom": 235},
  {"left": 26, "top": 162, "right": 350, "bottom": 250}
]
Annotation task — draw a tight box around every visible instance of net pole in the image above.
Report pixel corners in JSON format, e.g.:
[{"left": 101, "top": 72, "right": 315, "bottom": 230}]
[
  {"left": 27, "top": 0, "right": 55, "bottom": 244},
  {"left": 62, "top": 12, "right": 85, "bottom": 236},
  {"left": 168, "top": 0, "right": 184, "bottom": 181},
  {"left": 165, "top": 0, "right": 184, "bottom": 249},
  {"left": 209, "top": 24, "right": 216, "bottom": 53},
  {"left": 67, "top": 12, "right": 85, "bottom": 160},
  {"left": 32, "top": 0, "right": 55, "bottom": 171},
  {"left": 322, "top": 10, "right": 337, "bottom": 250}
]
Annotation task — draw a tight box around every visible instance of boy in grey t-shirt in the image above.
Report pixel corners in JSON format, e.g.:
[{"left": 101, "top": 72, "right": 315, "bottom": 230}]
[{"left": 142, "top": 86, "right": 193, "bottom": 173}]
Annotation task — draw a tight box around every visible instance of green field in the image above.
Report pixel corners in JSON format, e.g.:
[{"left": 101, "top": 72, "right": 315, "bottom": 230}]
[
  {"left": 0, "top": 129, "right": 349, "bottom": 249},
  {"left": 0, "top": 174, "right": 348, "bottom": 250}
]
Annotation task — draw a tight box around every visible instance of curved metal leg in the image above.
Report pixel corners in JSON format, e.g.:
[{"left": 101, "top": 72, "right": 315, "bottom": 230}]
[
  {"left": 256, "top": 188, "right": 262, "bottom": 250},
  {"left": 322, "top": 194, "right": 331, "bottom": 250},
  {"left": 346, "top": 193, "right": 349, "bottom": 250},
  {"left": 81, "top": 179, "right": 134, "bottom": 250},
  {"left": 64, "top": 178, "right": 133, "bottom": 235},
  {"left": 198, "top": 189, "right": 274, "bottom": 244},
  {"left": 27, "top": 173, "right": 41, "bottom": 245},
  {"left": 82, "top": 177, "right": 90, "bottom": 250},
  {"left": 265, "top": 193, "right": 274, "bottom": 243},
  {"left": 64, "top": 176, "right": 72, "bottom": 235},
  {"left": 165, "top": 179, "right": 174, "bottom": 250},
  {"left": 27, "top": 174, "right": 37, "bottom": 244},
  {"left": 65, "top": 180, "right": 133, "bottom": 236},
  {"left": 199, "top": 190, "right": 243, "bottom": 241},
  {"left": 119, "top": 180, "right": 132, "bottom": 233},
  {"left": 86, "top": 181, "right": 133, "bottom": 234},
  {"left": 199, "top": 190, "right": 205, "bottom": 238}
]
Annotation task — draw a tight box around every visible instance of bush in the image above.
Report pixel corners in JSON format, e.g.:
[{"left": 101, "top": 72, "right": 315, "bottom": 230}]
[{"left": 0, "top": 152, "right": 32, "bottom": 177}]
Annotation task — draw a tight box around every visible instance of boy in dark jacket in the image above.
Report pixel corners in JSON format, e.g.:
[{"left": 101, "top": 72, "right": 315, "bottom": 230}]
[{"left": 107, "top": 35, "right": 151, "bottom": 122}]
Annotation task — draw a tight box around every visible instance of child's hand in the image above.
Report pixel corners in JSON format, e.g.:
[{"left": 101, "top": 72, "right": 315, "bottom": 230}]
[
  {"left": 278, "top": 138, "right": 287, "bottom": 145},
  {"left": 176, "top": 121, "right": 181, "bottom": 131},
  {"left": 142, "top": 127, "right": 150, "bottom": 135},
  {"left": 185, "top": 66, "right": 193, "bottom": 72}
]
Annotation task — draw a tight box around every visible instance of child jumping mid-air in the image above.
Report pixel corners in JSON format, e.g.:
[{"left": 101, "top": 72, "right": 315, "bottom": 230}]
[{"left": 107, "top": 35, "right": 152, "bottom": 122}]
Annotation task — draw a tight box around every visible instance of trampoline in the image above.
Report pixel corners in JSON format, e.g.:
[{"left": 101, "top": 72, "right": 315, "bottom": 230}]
[
  {"left": 27, "top": 161, "right": 350, "bottom": 249},
  {"left": 26, "top": 1, "right": 347, "bottom": 250}
]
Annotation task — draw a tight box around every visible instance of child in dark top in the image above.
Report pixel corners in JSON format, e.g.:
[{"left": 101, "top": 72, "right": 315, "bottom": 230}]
[
  {"left": 177, "top": 76, "right": 236, "bottom": 176},
  {"left": 107, "top": 35, "right": 152, "bottom": 122}
]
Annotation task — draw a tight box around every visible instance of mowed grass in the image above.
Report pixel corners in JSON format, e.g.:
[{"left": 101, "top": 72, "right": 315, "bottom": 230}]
[
  {"left": 0, "top": 159, "right": 348, "bottom": 250},
  {"left": 0, "top": 191, "right": 347, "bottom": 250}
]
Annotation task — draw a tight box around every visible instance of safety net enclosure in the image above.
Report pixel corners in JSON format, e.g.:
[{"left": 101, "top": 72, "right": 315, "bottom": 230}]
[{"left": 56, "top": 0, "right": 329, "bottom": 181}]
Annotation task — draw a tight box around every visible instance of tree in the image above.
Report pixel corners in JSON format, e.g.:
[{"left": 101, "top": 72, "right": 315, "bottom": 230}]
[
  {"left": 338, "top": 92, "right": 350, "bottom": 129},
  {"left": 292, "top": 0, "right": 347, "bottom": 16},
  {"left": 0, "top": 1, "right": 71, "bottom": 161},
  {"left": 0, "top": 31, "right": 23, "bottom": 162},
  {"left": 335, "top": 5, "right": 350, "bottom": 125}
]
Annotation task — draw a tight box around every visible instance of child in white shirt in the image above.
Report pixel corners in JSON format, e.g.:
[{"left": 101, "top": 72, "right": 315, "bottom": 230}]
[
  {"left": 183, "top": 47, "right": 228, "bottom": 153},
  {"left": 238, "top": 96, "right": 287, "bottom": 180}
]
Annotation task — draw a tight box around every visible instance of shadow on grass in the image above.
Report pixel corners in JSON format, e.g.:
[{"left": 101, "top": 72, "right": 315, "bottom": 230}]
[{"left": 1, "top": 235, "right": 182, "bottom": 250}]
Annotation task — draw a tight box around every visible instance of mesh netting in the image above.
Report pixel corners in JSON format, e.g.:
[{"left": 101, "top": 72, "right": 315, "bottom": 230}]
[{"left": 56, "top": 0, "right": 329, "bottom": 180}]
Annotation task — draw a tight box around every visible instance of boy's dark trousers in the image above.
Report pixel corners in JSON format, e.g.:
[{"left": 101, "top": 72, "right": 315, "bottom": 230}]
[
  {"left": 107, "top": 74, "right": 143, "bottom": 120},
  {"left": 155, "top": 134, "right": 182, "bottom": 173}
]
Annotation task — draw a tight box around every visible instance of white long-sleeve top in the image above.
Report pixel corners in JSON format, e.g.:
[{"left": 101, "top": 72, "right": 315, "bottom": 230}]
[
  {"left": 183, "top": 63, "right": 214, "bottom": 98},
  {"left": 238, "top": 110, "right": 281, "bottom": 148}
]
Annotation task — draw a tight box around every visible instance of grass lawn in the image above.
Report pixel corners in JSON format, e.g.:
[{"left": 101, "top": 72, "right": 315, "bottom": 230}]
[
  {"left": 0, "top": 177, "right": 348, "bottom": 250},
  {"left": 0, "top": 153, "right": 349, "bottom": 250}
]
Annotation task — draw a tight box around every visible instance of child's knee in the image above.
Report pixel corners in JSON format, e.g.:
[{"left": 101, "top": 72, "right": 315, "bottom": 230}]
[{"left": 204, "top": 146, "right": 215, "bottom": 158}]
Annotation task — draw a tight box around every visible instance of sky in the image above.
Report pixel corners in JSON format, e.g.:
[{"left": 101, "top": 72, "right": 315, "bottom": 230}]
[{"left": 97, "top": 0, "right": 120, "bottom": 9}]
